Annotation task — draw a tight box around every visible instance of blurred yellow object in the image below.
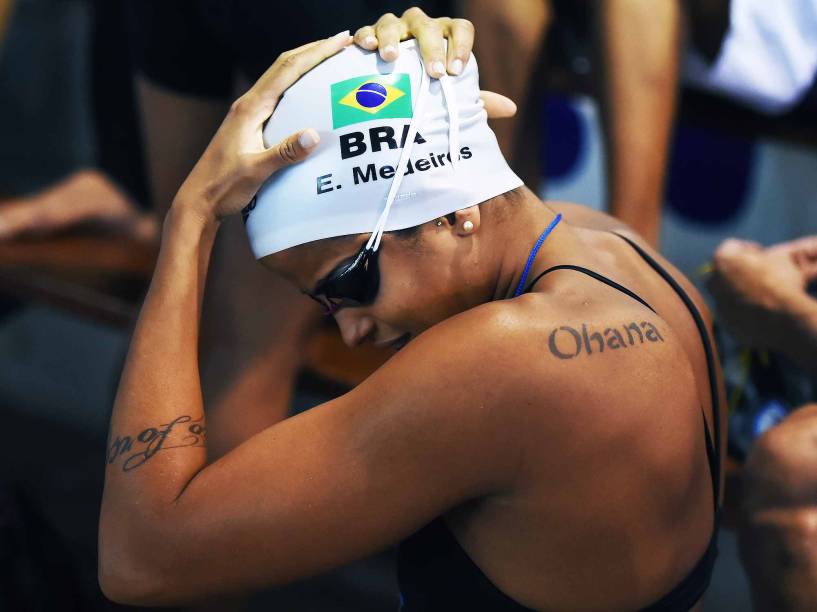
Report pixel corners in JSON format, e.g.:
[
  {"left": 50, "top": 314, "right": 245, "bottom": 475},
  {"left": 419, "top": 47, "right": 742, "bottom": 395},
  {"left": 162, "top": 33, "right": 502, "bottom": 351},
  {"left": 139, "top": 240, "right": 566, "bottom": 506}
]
[{"left": 0, "top": 0, "right": 14, "bottom": 54}]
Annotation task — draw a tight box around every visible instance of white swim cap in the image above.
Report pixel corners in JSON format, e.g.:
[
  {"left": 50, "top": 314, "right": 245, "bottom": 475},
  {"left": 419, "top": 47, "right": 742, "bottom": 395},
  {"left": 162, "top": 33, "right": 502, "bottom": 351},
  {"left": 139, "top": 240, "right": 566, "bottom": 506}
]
[{"left": 245, "top": 39, "right": 522, "bottom": 258}]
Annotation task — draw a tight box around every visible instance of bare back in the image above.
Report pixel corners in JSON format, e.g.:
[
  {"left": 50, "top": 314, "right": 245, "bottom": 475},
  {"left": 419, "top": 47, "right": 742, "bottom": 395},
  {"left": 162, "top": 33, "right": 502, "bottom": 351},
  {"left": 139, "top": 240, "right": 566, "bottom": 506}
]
[{"left": 440, "top": 202, "right": 725, "bottom": 610}]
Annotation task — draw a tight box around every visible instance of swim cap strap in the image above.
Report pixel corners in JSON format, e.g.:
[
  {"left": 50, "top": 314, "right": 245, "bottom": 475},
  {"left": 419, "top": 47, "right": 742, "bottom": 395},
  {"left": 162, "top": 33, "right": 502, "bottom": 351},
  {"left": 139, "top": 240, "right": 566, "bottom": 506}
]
[
  {"left": 439, "top": 75, "right": 459, "bottom": 172},
  {"left": 366, "top": 61, "right": 460, "bottom": 253},
  {"left": 366, "top": 62, "right": 431, "bottom": 252}
]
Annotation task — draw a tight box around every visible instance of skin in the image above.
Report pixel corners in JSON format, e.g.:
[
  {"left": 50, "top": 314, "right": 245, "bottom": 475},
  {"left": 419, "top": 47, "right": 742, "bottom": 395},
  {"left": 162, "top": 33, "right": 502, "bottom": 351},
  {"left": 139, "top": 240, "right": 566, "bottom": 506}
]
[
  {"left": 133, "top": 8, "right": 488, "bottom": 462},
  {"left": 0, "top": 169, "right": 157, "bottom": 241},
  {"left": 594, "top": 0, "right": 683, "bottom": 247},
  {"left": 740, "top": 404, "right": 817, "bottom": 612},
  {"left": 707, "top": 236, "right": 817, "bottom": 377},
  {"left": 708, "top": 236, "right": 817, "bottom": 609},
  {"left": 98, "top": 30, "right": 726, "bottom": 610},
  {"left": 464, "top": 0, "right": 733, "bottom": 248},
  {"left": 466, "top": 0, "right": 551, "bottom": 189}
]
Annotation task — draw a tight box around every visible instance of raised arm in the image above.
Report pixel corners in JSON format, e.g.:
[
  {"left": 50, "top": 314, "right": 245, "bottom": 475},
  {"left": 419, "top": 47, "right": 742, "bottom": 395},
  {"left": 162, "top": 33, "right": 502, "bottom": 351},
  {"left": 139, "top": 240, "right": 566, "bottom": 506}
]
[{"left": 98, "top": 31, "right": 520, "bottom": 606}]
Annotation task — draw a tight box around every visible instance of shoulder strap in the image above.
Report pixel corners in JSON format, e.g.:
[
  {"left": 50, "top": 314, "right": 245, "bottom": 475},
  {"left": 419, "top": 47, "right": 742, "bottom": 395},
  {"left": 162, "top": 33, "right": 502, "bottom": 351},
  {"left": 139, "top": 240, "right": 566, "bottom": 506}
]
[
  {"left": 612, "top": 234, "right": 722, "bottom": 506},
  {"left": 524, "top": 264, "right": 656, "bottom": 313}
]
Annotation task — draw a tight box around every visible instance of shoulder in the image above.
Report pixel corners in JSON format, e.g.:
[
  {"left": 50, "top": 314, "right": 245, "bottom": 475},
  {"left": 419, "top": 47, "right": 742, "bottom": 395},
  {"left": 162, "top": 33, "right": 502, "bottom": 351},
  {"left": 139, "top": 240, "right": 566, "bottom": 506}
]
[
  {"left": 374, "top": 300, "right": 544, "bottom": 397},
  {"left": 545, "top": 201, "right": 634, "bottom": 234},
  {"left": 548, "top": 200, "right": 715, "bottom": 328}
]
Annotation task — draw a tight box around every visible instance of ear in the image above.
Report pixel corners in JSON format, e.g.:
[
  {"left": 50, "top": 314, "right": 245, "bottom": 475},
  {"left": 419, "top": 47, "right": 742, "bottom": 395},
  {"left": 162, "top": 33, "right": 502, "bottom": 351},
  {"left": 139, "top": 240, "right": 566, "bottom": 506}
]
[{"left": 453, "top": 205, "right": 481, "bottom": 237}]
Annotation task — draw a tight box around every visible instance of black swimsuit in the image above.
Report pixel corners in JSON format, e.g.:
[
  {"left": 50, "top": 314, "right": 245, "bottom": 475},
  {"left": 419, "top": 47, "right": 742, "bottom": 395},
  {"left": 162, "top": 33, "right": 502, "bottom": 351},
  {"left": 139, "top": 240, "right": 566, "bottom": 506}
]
[{"left": 397, "top": 234, "right": 721, "bottom": 611}]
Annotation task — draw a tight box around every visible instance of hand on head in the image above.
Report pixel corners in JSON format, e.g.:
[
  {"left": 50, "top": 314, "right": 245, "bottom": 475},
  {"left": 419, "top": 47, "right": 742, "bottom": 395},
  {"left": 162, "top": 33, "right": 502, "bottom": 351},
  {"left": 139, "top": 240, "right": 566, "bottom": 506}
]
[
  {"left": 353, "top": 7, "right": 517, "bottom": 118},
  {"left": 172, "top": 32, "right": 354, "bottom": 222},
  {"left": 172, "top": 9, "right": 517, "bottom": 225},
  {"left": 354, "top": 7, "right": 474, "bottom": 78}
]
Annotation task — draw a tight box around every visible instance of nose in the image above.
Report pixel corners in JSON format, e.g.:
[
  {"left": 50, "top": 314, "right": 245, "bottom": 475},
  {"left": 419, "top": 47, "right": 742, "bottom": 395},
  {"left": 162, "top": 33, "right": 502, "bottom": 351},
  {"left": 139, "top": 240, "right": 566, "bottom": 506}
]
[{"left": 334, "top": 310, "right": 376, "bottom": 347}]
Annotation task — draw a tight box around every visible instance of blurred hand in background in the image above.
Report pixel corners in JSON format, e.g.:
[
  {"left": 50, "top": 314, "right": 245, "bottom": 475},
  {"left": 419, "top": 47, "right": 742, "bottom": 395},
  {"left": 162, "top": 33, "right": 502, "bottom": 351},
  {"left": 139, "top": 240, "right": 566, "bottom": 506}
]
[
  {"left": 0, "top": 170, "right": 157, "bottom": 242},
  {"left": 708, "top": 236, "right": 817, "bottom": 373}
]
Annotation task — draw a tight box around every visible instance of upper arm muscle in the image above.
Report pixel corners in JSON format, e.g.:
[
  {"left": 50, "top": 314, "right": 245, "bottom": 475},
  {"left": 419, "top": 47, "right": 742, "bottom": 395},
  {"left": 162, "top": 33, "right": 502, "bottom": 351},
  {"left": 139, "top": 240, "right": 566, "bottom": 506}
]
[{"left": 162, "top": 305, "right": 527, "bottom": 601}]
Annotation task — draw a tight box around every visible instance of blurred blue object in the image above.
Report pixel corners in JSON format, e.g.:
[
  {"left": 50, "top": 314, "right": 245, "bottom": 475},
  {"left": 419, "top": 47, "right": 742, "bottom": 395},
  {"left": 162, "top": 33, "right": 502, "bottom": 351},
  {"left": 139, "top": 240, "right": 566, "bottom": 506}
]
[
  {"left": 666, "top": 125, "right": 756, "bottom": 224},
  {"left": 544, "top": 95, "right": 584, "bottom": 180}
]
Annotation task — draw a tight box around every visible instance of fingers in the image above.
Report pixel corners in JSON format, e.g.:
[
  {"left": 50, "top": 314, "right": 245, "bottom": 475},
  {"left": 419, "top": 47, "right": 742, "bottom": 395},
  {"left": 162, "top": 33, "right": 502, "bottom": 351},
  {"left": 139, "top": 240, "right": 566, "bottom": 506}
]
[
  {"left": 0, "top": 198, "right": 64, "bottom": 239},
  {"left": 480, "top": 91, "right": 517, "bottom": 119},
  {"left": 715, "top": 237, "right": 752, "bottom": 260},
  {"left": 354, "top": 11, "right": 472, "bottom": 78},
  {"left": 254, "top": 128, "right": 321, "bottom": 177},
  {"left": 789, "top": 236, "right": 817, "bottom": 281},
  {"left": 374, "top": 13, "right": 405, "bottom": 61},
  {"left": 243, "top": 31, "right": 353, "bottom": 120},
  {"left": 354, "top": 25, "right": 378, "bottom": 50},
  {"left": 402, "top": 8, "right": 445, "bottom": 77},
  {"left": 445, "top": 18, "right": 474, "bottom": 75}
]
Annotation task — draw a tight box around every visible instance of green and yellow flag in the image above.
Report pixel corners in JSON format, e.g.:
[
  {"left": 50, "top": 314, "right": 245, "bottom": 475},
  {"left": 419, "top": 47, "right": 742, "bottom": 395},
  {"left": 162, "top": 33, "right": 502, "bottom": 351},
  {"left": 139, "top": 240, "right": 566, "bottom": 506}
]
[{"left": 330, "top": 73, "right": 413, "bottom": 129}]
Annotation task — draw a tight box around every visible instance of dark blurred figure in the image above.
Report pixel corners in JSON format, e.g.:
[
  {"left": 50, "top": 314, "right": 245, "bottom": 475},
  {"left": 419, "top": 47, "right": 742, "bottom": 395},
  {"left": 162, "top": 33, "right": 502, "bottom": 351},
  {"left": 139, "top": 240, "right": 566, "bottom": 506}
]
[
  {"left": 708, "top": 236, "right": 817, "bottom": 610},
  {"left": 0, "top": 1, "right": 152, "bottom": 611},
  {"left": 0, "top": 0, "right": 153, "bottom": 242}
]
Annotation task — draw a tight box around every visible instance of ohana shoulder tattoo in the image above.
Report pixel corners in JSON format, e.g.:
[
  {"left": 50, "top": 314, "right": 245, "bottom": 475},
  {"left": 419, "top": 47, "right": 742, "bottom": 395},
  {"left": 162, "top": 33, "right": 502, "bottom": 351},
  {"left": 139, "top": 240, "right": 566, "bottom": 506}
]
[
  {"left": 107, "top": 415, "right": 206, "bottom": 472},
  {"left": 548, "top": 320, "right": 664, "bottom": 360}
]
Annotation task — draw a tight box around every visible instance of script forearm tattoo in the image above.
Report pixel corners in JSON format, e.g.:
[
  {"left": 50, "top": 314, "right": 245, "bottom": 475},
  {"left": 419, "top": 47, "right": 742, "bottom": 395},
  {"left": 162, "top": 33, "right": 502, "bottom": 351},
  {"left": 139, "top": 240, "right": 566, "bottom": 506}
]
[
  {"left": 107, "top": 415, "right": 206, "bottom": 472},
  {"left": 548, "top": 320, "right": 664, "bottom": 360}
]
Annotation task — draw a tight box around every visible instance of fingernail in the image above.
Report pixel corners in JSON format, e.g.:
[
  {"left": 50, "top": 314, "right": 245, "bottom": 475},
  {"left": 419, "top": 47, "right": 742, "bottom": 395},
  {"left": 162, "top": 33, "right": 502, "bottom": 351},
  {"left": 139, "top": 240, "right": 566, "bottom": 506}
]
[
  {"left": 449, "top": 59, "right": 463, "bottom": 75},
  {"left": 382, "top": 45, "right": 397, "bottom": 60},
  {"left": 364, "top": 35, "right": 377, "bottom": 48},
  {"left": 333, "top": 30, "right": 351, "bottom": 40},
  {"left": 431, "top": 60, "right": 445, "bottom": 77},
  {"left": 299, "top": 129, "right": 320, "bottom": 149}
]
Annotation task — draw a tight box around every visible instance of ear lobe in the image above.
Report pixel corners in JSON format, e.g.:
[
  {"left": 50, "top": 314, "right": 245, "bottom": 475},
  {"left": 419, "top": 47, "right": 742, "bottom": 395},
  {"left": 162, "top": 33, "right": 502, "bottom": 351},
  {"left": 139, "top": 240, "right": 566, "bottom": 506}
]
[{"left": 453, "top": 205, "right": 481, "bottom": 236}]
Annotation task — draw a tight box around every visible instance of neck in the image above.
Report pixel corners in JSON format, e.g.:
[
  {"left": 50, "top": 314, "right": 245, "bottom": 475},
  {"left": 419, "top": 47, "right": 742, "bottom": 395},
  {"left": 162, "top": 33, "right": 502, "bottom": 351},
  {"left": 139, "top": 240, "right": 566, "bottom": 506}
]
[{"left": 488, "top": 188, "right": 572, "bottom": 301}]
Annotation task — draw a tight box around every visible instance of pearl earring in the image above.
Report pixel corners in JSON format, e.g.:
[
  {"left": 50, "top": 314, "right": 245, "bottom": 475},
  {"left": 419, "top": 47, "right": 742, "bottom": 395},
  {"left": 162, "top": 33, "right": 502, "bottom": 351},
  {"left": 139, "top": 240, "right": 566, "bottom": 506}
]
[{"left": 463, "top": 220, "right": 474, "bottom": 233}]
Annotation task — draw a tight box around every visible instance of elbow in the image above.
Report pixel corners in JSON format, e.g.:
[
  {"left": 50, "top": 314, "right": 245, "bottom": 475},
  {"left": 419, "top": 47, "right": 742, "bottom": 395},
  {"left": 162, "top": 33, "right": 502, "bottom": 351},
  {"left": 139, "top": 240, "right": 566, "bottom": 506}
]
[
  {"left": 98, "top": 517, "right": 184, "bottom": 606},
  {"left": 98, "top": 544, "right": 180, "bottom": 606},
  {"left": 98, "top": 560, "right": 163, "bottom": 606}
]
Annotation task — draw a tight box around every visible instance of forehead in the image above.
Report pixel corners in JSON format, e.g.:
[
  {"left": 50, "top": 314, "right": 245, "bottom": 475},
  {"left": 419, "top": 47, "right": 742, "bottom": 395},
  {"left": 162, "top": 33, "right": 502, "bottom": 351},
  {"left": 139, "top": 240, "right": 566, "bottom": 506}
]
[{"left": 260, "top": 234, "right": 364, "bottom": 289}]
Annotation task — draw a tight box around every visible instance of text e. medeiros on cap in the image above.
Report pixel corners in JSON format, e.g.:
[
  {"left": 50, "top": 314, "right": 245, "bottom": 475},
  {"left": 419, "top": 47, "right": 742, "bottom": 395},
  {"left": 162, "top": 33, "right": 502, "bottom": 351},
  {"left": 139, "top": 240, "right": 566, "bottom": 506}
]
[{"left": 245, "top": 39, "right": 522, "bottom": 258}]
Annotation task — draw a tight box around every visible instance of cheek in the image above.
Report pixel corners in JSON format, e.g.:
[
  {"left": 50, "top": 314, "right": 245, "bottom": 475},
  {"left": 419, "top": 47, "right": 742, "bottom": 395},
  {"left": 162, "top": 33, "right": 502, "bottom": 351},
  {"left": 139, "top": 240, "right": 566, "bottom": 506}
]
[{"left": 374, "top": 261, "right": 455, "bottom": 328}]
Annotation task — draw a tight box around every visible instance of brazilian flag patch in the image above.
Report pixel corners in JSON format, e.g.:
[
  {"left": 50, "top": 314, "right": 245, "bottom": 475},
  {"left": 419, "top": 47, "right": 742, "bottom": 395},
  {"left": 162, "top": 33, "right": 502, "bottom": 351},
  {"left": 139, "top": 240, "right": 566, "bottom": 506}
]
[{"left": 330, "top": 73, "right": 412, "bottom": 129}]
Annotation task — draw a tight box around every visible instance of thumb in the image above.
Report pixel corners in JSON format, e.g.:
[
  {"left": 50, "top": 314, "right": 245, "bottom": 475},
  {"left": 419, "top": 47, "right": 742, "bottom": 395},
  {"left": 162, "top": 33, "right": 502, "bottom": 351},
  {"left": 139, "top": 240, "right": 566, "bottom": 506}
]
[
  {"left": 480, "top": 91, "right": 517, "bottom": 119},
  {"left": 255, "top": 128, "right": 320, "bottom": 176}
]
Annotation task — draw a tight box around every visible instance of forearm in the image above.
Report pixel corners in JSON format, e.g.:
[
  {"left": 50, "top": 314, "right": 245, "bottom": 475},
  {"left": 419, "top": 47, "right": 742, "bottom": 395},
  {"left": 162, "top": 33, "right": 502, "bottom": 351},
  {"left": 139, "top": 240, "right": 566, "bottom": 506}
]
[
  {"left": 467, "top": 0, "right": 549, "bottom": 182},
  {"left": 100, "top": 204, "right": 217, "bottom": 579},
  {"left": 595, "top": 0, "right": 683, "bottom": 246}
]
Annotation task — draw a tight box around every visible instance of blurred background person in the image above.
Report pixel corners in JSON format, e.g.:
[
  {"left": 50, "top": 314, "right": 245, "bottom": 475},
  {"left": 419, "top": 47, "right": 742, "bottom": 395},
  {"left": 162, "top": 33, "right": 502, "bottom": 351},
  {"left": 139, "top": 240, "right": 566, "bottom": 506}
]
[
  {"left": 707, "top": 235, "right": 817, "bottom": 610},
  {"left": 466, "top": 0, "right": 817, "bottom": 247}
]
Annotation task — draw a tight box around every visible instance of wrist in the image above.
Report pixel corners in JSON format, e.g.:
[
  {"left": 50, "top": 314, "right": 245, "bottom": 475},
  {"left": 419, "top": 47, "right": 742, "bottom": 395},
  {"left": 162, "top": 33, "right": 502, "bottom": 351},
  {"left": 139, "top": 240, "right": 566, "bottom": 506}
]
[{"left": 165, "top": 200, "right": 220, "bottom": 236}]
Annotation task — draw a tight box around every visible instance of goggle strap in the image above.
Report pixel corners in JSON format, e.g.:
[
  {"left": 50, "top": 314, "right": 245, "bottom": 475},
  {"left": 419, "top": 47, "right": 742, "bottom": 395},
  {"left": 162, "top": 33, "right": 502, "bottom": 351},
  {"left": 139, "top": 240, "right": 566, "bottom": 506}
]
[
  {"left": 366, "top": 58, "right": 430, "bottom": 252},
  {"left": 367, "top": 59, "right": 460, "bottom": 253},
  {"left": 439, "top": 74, "right": 459, "bottom": 172}
]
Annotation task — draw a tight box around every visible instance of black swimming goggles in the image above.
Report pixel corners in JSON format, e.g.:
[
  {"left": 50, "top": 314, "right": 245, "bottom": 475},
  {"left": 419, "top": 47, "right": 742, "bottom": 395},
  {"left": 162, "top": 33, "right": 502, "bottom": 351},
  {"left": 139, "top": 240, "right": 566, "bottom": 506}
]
[
  {"left": 304, "top": 242, "right": 381, "bottom": 315},
  {"left": 303, "top": 59, "right": 441, "bottom": 316}
]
